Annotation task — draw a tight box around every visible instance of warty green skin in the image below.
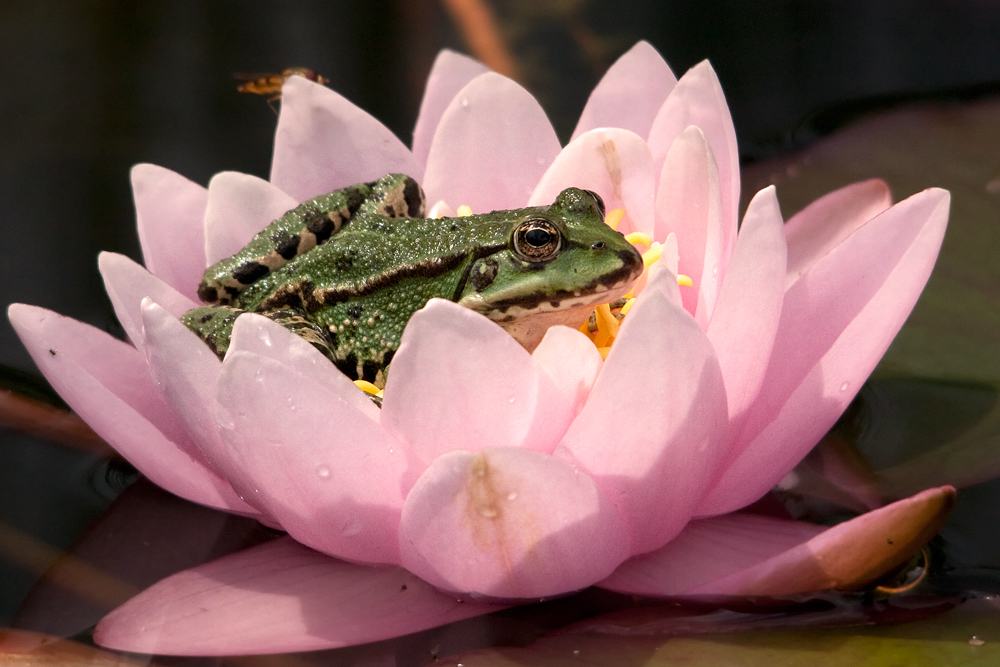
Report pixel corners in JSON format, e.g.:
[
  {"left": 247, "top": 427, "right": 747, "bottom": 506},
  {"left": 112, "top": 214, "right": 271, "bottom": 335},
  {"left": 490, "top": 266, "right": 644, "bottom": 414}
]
[{"left": 182, "top": 174, "right": 643, "bottom": 387}]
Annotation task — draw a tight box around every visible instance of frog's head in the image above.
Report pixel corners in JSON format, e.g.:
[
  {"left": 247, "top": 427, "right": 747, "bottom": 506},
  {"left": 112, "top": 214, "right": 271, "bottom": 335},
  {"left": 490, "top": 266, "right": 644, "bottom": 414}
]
[{"left": 458, "top": 187, "right": 644, "bottom": 351}]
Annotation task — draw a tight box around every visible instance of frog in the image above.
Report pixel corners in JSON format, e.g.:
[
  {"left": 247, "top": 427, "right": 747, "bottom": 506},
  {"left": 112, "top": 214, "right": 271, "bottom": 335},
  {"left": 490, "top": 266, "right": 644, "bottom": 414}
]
[{"left": 181, "top": 174, "right": 644, "bottom": 388}]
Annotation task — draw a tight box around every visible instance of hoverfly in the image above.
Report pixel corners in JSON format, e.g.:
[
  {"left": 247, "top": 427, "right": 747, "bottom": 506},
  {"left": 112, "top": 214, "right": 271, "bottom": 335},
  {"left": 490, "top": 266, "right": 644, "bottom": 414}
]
[{"left": 235, "top": 67, "right": 329, "bottom": 102}]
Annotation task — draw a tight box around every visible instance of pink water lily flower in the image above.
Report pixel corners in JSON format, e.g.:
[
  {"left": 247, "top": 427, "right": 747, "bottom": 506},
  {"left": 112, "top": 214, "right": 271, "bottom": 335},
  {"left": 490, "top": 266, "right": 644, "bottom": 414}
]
[{"left": 9, "top": 42, "right": 952, "bottom": 656}]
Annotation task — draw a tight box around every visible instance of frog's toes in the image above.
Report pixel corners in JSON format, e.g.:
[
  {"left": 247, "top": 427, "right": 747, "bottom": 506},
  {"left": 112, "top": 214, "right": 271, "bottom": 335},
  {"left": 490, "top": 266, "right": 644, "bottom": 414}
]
[
  {"left": 180, "top": 305, "right": 247, "bottom": 359},
  {"left": 263, "top": 309, "right": 339, "bottom": 365}
]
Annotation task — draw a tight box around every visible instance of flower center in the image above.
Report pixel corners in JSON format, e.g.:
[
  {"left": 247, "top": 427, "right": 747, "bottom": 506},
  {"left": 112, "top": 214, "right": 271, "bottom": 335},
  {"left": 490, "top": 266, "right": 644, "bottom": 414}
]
[{"left": 579, "top": 208, "right": 691, "bottom": 358}]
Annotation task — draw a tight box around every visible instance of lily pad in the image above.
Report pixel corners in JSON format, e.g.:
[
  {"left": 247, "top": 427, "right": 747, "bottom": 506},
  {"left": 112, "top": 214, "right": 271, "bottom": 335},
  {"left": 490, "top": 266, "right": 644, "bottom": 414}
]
[{"left": 438, "top": 598, "right": 1000, "bottom": 666}]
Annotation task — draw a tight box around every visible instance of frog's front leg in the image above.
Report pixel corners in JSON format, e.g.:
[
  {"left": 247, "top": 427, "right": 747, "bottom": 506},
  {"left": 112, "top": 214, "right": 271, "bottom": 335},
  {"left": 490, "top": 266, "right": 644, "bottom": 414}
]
[
  {"left": 197, "top": 174, "right": 425, "bottom": 305},
  {"left": 181, "top": 305, "right": 338, "bottom": 364}
]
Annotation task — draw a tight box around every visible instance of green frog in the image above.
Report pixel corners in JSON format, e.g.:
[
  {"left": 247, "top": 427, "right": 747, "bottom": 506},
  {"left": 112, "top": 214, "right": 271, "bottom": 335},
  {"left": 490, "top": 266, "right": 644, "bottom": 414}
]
[{"left": 182, "top": 174, "right": 643, "bottom": 387}]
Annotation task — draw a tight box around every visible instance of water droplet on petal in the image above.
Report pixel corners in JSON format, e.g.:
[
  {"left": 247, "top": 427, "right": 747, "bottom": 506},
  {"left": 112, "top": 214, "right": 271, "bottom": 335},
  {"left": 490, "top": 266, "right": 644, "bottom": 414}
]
[
  {"left": 712, "top": 264, "right": 719, "bottom": 276},
  {"left": 507, "top": 492, "right": 517, "bottom": 501},
  {"left": 460, "top": 97, "right": 469, "bottom": 107},
  {"left": 840, "top": 381, "right": 850, "bottom": 392},
  {"left": 508, "top": 396, "right": 516, "bottom": 404},
  {"left": 970, "top": 636, "right": 985, "bottom": 646},
  {"left": 317, "top": 465, "right": 331, "bottom": 478},
  {"left": 340, "top": 517, "right": 363, "bottom": 536}
]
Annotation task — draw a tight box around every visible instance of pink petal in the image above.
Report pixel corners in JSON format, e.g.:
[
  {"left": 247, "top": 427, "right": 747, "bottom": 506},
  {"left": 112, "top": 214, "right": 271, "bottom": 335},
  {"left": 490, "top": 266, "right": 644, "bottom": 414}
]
[
  {"left": 599, "top": 512, "right": 823, "bottom": 596},
  {"left": 698, "top": 189, "right": 950, "bottom": 515},
  {"left": 131, "top": 163, "right": 208, "bottom": 301},
  {"left": 95, "top": 537, "right": 505, "bottom": 656},
  {"left": 399, "top": 448, "right": 630, "bottom": 598},
  {"left": 705, "top": 186, "right": 787, "bottom": 425},
  {"left": 98, "top": 252, "right": 197, "bottom": 347},
  {"left": 228, "top": 313, "right": 381, "bottom": 422},
  {"left": 138, "top": 299, "right": 233, "bottom": 480},
  {"left": 203, "top": 171, "right": 299, "bottom": 265},
  {"left": 653, "top": 126, "right": 724, "bottom": 327},
  {"left": 411, "top": 49, "right": 490, "bottom": 170},
  {"left": 531, "top": 325, "right": 603, "bottom": 415},
  {"left": 422, "top": 72, "right": 561, "bottom": 213},
  {"left": 7, "top": 305, "right": 250, "bottom": 513},
  {"left": 556, "top": 268, "right": 729, "bottom": 554},
  {"left": 648, "top": 61, "right": 739, "bottom": 270},
  {"left": 215, "top": 352, "right": 416, "bottom": 565},
  {"left": 785, "top": 178, "right": 893, "bottom": 288},
  {"left": 381, "top": 300, "right": 574, "bottom": 461},
  {"left": 270, "top": 76, "right": 421, "bottom": 202},
  {"left": 571, "top": 41, "right": 677, "bottom": 141},
  {"left": 689, "top": 486, "right": 953, "bottom": 595},
  {"left": 528, "top": 128, "right": 655, "bottom": 237}
]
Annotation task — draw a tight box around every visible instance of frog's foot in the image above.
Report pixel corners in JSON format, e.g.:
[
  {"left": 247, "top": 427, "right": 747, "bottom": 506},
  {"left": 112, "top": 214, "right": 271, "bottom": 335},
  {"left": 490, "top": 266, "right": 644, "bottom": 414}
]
[
  {"left": 262, "top": 309, "right": 338, "bottom": 364},
  {"left": 181, "top": 305, "right": 247, "bottom": 359},
  {"left": 180, "top": 305, "right": 338, "bottom": 364}
]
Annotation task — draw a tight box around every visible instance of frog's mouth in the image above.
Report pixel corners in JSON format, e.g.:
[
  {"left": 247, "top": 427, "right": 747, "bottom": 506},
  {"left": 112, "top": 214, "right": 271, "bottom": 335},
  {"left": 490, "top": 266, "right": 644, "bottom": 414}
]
[
  {"left": 459, "top": 247, "right": 643, "bottom": 351},
  {"left": 476, "top": 246, "right": 643, "bottom": 320}
]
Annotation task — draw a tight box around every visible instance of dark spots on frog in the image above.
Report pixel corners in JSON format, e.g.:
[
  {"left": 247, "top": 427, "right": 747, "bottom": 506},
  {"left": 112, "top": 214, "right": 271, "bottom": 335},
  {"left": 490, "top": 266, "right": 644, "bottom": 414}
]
[
  {"left": 334, "top": 354, "right": 360, "bottom": 381},
  {"left": 403, "top": 177, "right": 424, "bottom": 217},
  {"left": 361, "top": 359, "right": 381, "bottom": 384},
  {"left": 198, "top": 312, "right": 215, "bottom": 324},
  {"left": 197, "top": 284, "right": 219, "bottom": 303},
  {"left": 591, "top": 241, "right": 605, "bottom": 250},
  {"left": 274, "top": 233, "right": 302, "bottom": 260},
  {"left": 304, "top": 210, "right": 336, "bottom": 243},
  {"left": 224, "top": 286, "right": 241, "bottom": 299},
  {"left": 333, "top": 252, "right": 355, "bottom": 271},
  {"left": 233, "top": 261, "right": 270, "bottom": 285},
  {"left": 549, "top": 301, "right": 560, "bottom": 308},
  {"left": 471, "top": 257, "right": 499, "bottom": 292},
  {"left": 347, "top": 305, "right": 363, "bottom": 319},
  {"left": 344, "top": 187, "right": 367, "bottom": 216}
]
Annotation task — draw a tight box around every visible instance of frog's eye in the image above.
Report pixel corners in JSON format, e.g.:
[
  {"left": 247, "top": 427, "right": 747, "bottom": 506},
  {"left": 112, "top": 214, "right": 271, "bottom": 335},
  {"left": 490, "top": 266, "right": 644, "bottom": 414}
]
[
  {"left": 513, "top": 219, "right": 562, "bottom": 262},
  {"left": 582, "top": 189, "right": 606, "bottom": 219}
]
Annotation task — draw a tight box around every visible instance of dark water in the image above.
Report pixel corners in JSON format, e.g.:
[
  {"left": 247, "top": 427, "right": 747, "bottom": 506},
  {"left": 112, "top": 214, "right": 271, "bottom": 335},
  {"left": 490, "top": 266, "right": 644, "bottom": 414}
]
[{"left": 2, "top": 0, "right": 1000, "bottom": 662}]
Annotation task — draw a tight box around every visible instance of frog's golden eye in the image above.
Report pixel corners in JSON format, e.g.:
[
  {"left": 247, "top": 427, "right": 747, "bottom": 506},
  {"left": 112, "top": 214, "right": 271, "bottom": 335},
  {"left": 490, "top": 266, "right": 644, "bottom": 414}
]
[
  {"left": 513, "top": 219, "right": 562, "bottom": 262},
  {"left": 582, "top": 189, "right": 606, "bottom": 219}
]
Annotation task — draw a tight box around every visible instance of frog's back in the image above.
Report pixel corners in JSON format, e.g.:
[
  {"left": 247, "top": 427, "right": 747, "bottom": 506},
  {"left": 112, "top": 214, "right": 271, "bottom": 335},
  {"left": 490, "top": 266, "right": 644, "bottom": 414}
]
[{"left": 196, "top": 175, "right": 424, "bottom": 304}]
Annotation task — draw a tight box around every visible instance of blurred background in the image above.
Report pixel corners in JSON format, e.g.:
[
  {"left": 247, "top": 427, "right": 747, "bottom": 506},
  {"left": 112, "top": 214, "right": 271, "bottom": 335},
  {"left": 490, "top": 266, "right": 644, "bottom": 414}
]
[{"left": 2, "top": 0, "right": 1000, "bottom": 638}]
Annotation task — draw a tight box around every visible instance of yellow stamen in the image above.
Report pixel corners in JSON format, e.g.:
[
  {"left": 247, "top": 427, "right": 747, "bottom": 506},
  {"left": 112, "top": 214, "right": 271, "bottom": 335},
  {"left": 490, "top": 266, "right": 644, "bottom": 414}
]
[
  {"left": 353, "top": 380, "right": 381, "bottom": 396},
  {"left": 604, "top": 208, "right": 625, "bottom": 230},
  {"left": 592, "top": 303, "right": 619, "bottom": 348},
  {"left": 642, "top": 244, "right": 663, "bottom": 269},
  {"left": 624, "top": 232, "right": 652, "bottom": 247},
  {"left": 619, "top": 297, "right": 636, "bottom": 317},
  {"left": 456, "top": 204, "right": 473, "bottom": 217},
  {"left": 596, "top": 346, "right": 612, "bottom": 360},
  {"left": 677, "top": 274, "right": 693, "bottom": 287}
]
